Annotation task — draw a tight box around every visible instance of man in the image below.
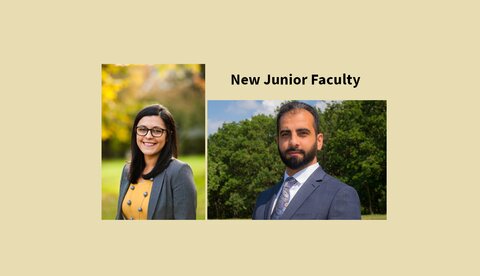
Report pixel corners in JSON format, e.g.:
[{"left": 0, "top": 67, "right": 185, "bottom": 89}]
[{"left": 253, "top": 101, "right": 361, "bottom": 220}]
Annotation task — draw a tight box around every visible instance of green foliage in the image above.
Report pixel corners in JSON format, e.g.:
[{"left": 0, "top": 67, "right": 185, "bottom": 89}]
[
  {"left": 320, "top": 101, "right": 386, "bottom": 214},
  {"left": 102, "top": 64, "right": 205, "bottom": 158},
  {"left": 208, "top": 101, "right": 387, "bottom": 218},
  {"left": 208, "top": 115, "right": 284, "bottom": 219}
]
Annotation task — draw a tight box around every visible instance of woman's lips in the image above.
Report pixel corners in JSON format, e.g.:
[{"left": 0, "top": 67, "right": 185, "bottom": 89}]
[{"left": 143, "top": 142, "right": 157, "bottom": 147}]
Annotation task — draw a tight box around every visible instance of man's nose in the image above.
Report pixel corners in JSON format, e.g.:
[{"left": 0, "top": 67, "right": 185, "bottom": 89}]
[{"left": 289, "top": 134, "right": 299, "bottom": 146}]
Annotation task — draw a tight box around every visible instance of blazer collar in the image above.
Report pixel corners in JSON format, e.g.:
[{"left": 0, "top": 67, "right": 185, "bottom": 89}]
[
  {"left": 117, "top": 165, "right": 130, "bottom": 219},
  {"left": 280, "top": 165, "right": 327, "bottom": 219},
  {"left": 147, "top": 169, "right": 167, "bottom": 219},
  {"left": 265, "top": 181, "right": 283, "bottom": 219}
]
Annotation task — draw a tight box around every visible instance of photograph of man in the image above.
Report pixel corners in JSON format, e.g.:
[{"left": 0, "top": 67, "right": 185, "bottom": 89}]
[{"left": 253, "top": 101, "right": 361, "bottom": 220}]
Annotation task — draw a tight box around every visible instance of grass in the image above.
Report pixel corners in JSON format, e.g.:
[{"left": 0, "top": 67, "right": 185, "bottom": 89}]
[
  {"left": 361, "top": 214, "right": 387, "bottom": 220},
  {"left": 102, "top": 155, "right": 205, "bottom": 220}
]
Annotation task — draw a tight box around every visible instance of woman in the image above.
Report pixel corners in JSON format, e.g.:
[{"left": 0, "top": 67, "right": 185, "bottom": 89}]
[{"left": 115, "top": 104, "right": 197, "bottom": 220}]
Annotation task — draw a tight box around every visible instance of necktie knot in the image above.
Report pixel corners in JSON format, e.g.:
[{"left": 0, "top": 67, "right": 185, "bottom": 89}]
[{"left": 284, "top": 176, "right": 296, "bottom": 189}]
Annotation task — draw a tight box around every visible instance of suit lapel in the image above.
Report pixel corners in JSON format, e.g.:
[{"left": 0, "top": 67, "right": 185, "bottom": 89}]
[
  {"left": 265, "top": 182, "right": 282, "bottom": 219},
  {"left": 281, "top": 166, "right": 326, "bottom": 219},
  {"left": 118, "top": 180, "right": 129, "bottom": 205},
  {"left": 147, "top": 170, "right": 166, "bottom": 219}
]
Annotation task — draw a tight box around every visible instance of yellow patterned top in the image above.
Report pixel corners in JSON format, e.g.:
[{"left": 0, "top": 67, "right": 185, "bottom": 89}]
[{"left": 121, "top": 179, "right": 153, "bottom": 220}]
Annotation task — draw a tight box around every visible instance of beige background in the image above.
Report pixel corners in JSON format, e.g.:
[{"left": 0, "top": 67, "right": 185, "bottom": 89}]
[{"left": 1, "top": 1, "right": 479, "bottom": 275}]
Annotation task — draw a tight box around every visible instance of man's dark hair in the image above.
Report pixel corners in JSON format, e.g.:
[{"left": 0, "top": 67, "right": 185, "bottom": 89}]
[
  {"left": 128, "top": 104, "right": 178, "bottom": 184},
  {"left": 276, "top": 101, "right": 319, "bottom": 135}
]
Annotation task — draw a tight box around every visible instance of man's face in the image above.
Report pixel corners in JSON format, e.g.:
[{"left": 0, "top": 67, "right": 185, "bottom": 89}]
[{"left": 277, "top": 109, "right": 323, "bottom": 175}]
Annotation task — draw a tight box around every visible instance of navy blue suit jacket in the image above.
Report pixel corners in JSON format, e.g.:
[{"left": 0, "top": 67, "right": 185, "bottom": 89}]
[{"left": 253, "top": 165, "right": 361, "bottom": 220}]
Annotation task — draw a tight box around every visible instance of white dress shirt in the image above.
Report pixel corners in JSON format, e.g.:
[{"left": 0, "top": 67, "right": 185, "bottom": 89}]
[{"left": 270, "top": 162, "right": 320, "bottom": 215}]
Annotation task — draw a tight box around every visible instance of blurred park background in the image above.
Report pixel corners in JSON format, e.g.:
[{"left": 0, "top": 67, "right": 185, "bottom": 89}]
[
  {"left": 208, "top": 100, "right": 386, "bottom": 220},
  {"left": 102, "top": 64, "right": 205, "bottom": 220}
]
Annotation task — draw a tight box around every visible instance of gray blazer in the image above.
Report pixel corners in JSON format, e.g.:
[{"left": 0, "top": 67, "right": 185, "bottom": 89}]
[
  {"left": 253, "top": 165, "right": 361, "bottom": 220},
  {"left": 115, "top": 158, "right": 197, "bottom": 220}
]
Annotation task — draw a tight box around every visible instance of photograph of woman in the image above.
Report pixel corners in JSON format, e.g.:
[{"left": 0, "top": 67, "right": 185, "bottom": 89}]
[{"left": 115, "top": 104, "right": 197, "bottom": 220}]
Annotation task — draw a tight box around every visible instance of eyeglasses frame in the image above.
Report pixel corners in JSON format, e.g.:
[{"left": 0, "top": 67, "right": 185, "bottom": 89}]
[{"left": 135, "top": 126, "right": 168, "bottom": 138}]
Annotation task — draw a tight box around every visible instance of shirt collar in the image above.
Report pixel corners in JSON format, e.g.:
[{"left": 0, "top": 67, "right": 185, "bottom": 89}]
[{"left": 283, "top": 162, "right": 320, "bottom": 185}]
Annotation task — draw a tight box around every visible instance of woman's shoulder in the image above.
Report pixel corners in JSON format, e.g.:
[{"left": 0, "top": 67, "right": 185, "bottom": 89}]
[
  {"left": 118, "top": 162, "right": 132, "bottom": 189},
  {"left": 166, "top": 158, "right": 192, "bottom": 174},
  {"left": 122, "top": 162, "right": 131, "bottom": 172},
  {"left": 121, "top": 162, "right": 131, "bottom": 178}
]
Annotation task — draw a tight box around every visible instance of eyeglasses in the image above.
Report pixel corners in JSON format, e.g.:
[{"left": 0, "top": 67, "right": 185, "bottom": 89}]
[{"left": 136, "top": 126, "right": 167, "bottom": 137}]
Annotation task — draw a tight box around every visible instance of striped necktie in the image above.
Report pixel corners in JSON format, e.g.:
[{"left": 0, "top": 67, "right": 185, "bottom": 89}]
[{"left": 271, "top": 177, "right": 297, "bottom": 219}]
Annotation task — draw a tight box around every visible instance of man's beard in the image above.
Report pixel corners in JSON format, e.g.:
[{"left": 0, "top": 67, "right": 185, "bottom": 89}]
[{"left": 278, "top": 142, "right": 317, "bottom": 170}]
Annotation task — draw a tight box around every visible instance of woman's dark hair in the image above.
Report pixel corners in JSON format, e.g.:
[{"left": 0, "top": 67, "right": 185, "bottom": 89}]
[{"left": 128, "top": 104, "right": 178, "bottom": 183}]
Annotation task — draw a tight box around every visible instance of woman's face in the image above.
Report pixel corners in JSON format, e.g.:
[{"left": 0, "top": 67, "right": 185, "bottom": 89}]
[{"left": 136, "top": 115, "right": 167, "bottom": 159}]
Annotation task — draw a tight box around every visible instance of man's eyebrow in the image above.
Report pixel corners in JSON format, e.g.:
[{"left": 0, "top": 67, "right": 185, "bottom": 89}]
[{"left": 296, "top": 128, "right": 311, "bottom": 132}]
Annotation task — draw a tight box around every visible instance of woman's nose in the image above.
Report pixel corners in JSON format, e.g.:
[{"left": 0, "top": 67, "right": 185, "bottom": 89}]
[{"left": 145, "top": 130, "right": 154, "bottom": 138}]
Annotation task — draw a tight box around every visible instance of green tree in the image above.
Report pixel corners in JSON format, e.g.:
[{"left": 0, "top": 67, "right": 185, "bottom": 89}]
[
  {"left": 102, "top": 64, "right": 205, "bottom": 159},
  {"left": 208, "top": 115, "right": 283, "bottom": 218},
  {"left": 320, "top": 101, "right": 386, "bottom": 214},
  {"left": 208, "top": 101, "right": 387, "bottom": 218}
]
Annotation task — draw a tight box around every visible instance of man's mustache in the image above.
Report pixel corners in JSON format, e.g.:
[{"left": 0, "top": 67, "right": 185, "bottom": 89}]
[{"left": 285, "top": 148, "right": 305, "bottom": 154}]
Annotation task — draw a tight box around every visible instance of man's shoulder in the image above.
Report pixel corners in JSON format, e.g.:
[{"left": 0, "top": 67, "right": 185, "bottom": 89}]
[
  {"left": 256, "top": 182, "right": 281, "bottom": 202},
  {"left": 258, "top": 183, "right": 279, "bottom": 196},
  {"left": 322, "top": 173, "right": 347, "bottom": 185},
  {"left": 253, "top": 182, "right": 281, "bottom": 219},
  {"left": 321, "top": 172, "right": 358, "bottom": 194}
]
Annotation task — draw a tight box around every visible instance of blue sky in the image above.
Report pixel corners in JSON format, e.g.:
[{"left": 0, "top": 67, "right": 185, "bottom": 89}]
[{"left": 208, "top": 100, "right": 330, "bottom": 135}]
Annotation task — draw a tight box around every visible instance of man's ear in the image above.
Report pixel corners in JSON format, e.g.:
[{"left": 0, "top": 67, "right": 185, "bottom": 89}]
[{"left": 316, "top": 133, "right": 323, "bottom": 151}]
